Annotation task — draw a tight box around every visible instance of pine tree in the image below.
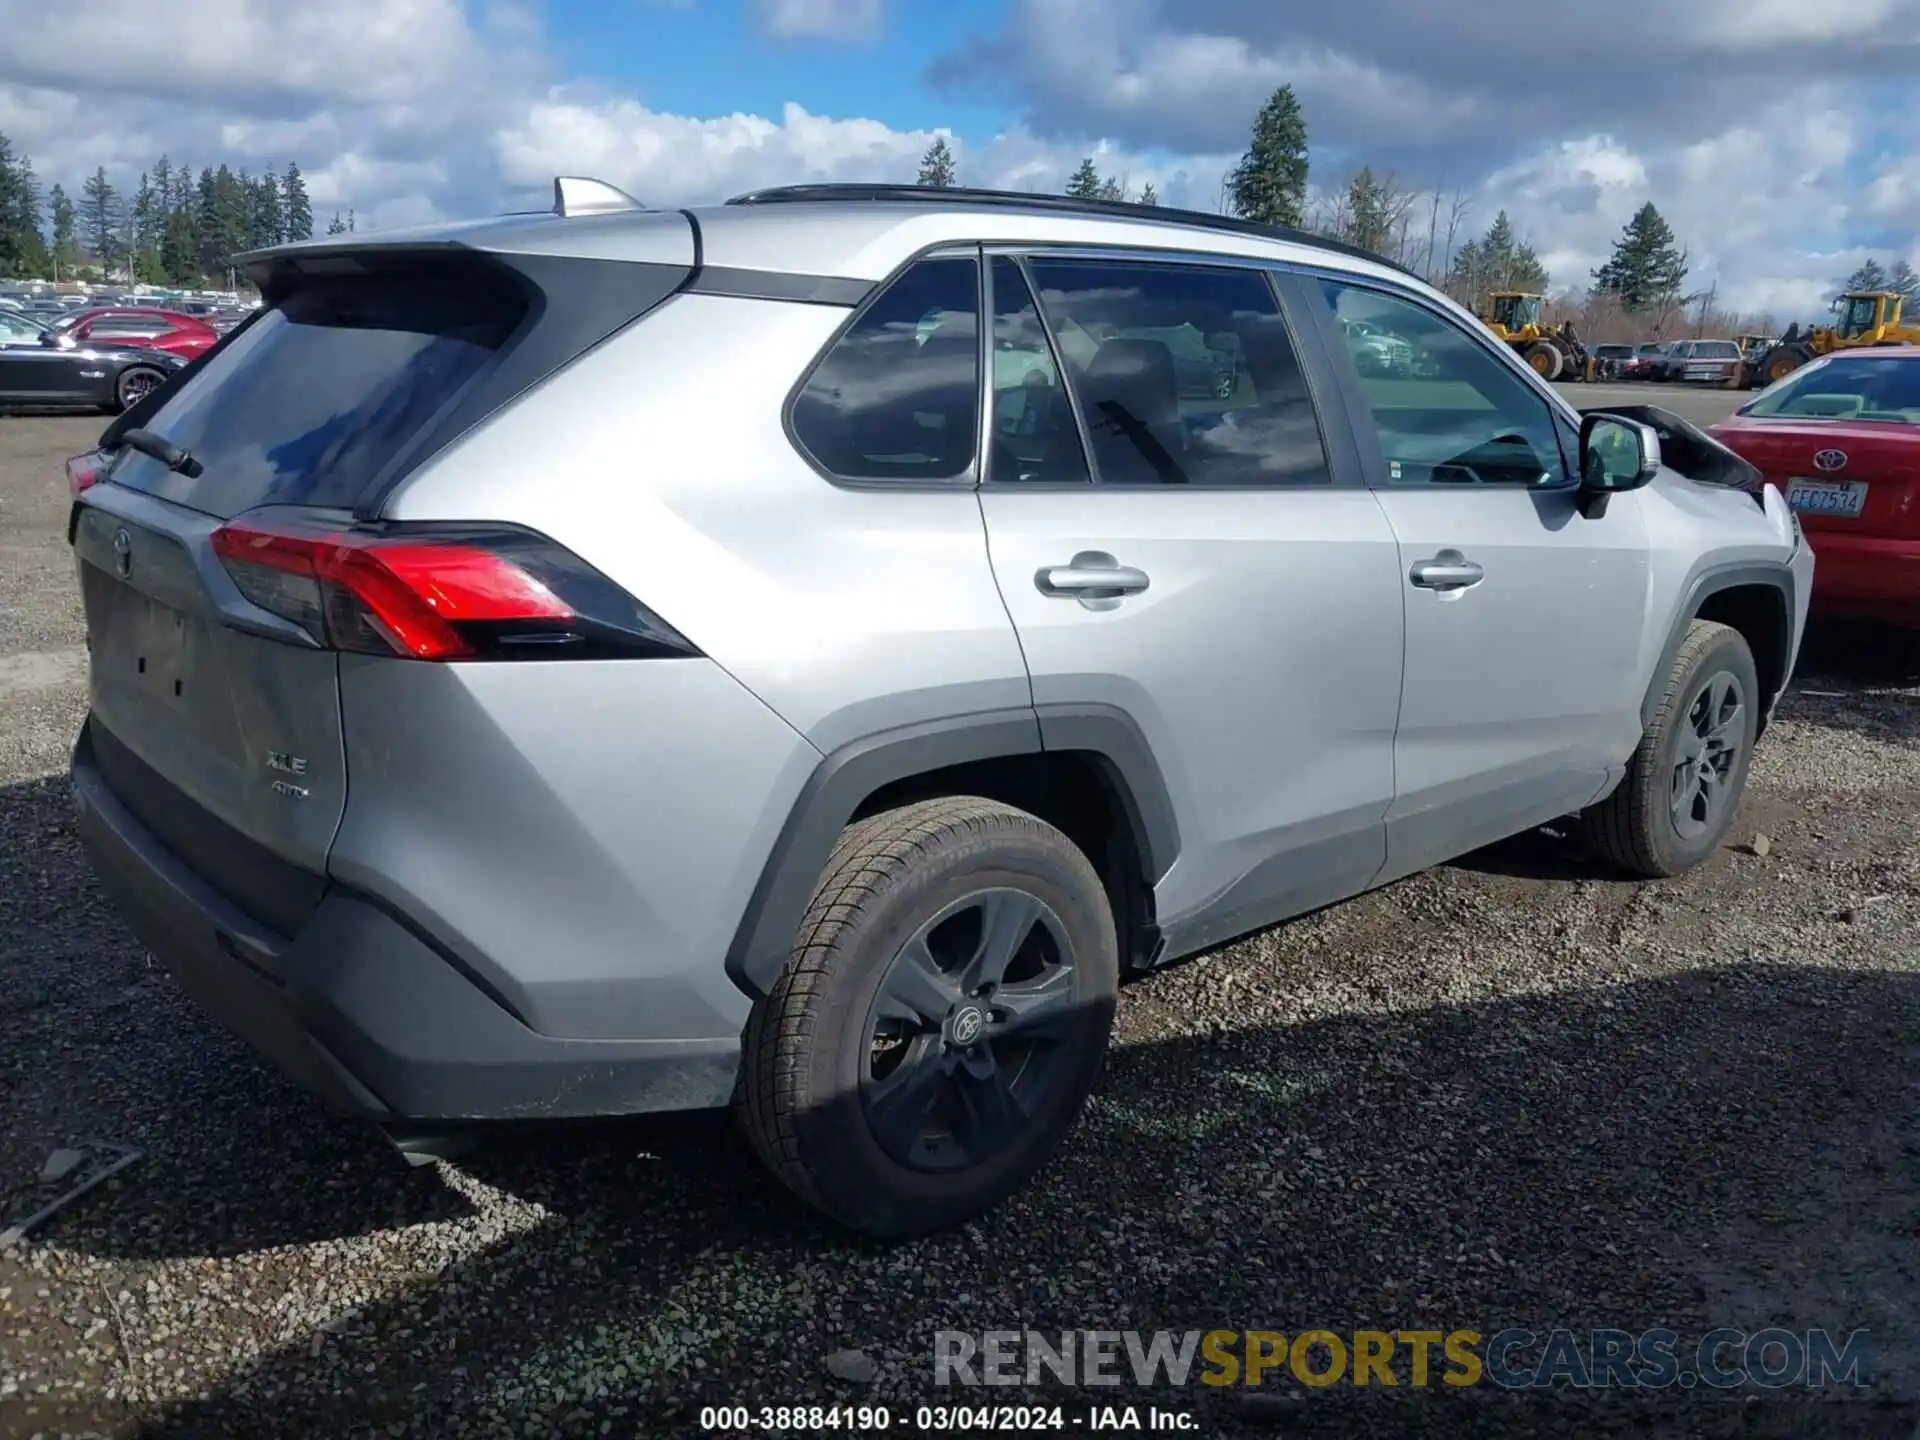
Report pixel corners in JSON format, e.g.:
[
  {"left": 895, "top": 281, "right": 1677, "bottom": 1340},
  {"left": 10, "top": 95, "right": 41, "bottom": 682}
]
[
  {"left": 48, "top": 183, "right": 77, "bottom": 278},
  {"left": 1065, "top": 157, "right": 1103, "bottom": 200},
  {"left": 1228, "top": 85, "right": 1309, "bottom": 229},
  {"left": 1138, "top": 182, "right": 1158, "bottom": 206},
  {"left": 1838, "top": 257, "right": 1888, "bottom": 296},
  {"left": 283, "top": 161, "right": 313, "bottom": 240},
  {"left": 1098, "top": 174, "right": 1125, "bottom": 201},
  {"left": 79, "top": 166, "right": 121, "bottom": 273},
  {"left": 1342, "top": 167, "right": 1393, "bottom": 256},
  {"left": 0, "top": 137, "right": 50, "bottom": 277},
  {"left": 916, "top": 137, "right": 957, "bottom": 189},
  {"left": 326, "top": 211, "right": 348, "bottom": 236},
  {"left": 132, "top": 171, "right": 166, "bottom": 283},
  {"left": 1592, "top": 202, "right": 1688, "bottom": 312},
  {"left": 1890, "top": 259, "right": 1919, "bottom": 303}
]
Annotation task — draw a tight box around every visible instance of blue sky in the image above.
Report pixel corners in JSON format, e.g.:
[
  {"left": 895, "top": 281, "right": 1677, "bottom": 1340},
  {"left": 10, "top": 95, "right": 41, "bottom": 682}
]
[
  {"left": 1, "top": 0, "right": 1916, "bottom": 318},
  {"left": 557, "top": 0, "right": 1013, "bottom": 140}
]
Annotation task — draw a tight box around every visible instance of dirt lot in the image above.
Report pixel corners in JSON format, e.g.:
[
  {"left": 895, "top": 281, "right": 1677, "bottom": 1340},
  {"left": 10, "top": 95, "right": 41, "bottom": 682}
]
[{"left": 1, "top": 392, "right": 1917, "bottom": 1439}]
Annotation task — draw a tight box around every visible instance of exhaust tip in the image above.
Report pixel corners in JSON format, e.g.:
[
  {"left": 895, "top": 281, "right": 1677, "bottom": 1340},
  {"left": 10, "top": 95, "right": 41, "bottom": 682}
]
[{"left": 380, "top": 1127, "right": 481, "bottom": 1168}]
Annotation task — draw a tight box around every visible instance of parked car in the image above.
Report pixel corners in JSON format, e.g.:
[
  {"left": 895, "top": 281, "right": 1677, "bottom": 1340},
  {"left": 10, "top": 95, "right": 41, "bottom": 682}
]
[
  {"left": 1621, "top": 342, "right": 1669, "bottom": 380},
  {"left": 1661, "top": 338, "right": 1743, "bottom": 386},
  {"left": 47, "top": 306, "right": 220, "bottom": 359},
  {"left": 1591, "top": 343, "right": 1635, "bottom": 380},
  {"left": 67, "top": 179, "right": 1810, "bottom": 1239},
  {"left": 1709, "top": 348, "right": 1919, "bottom": 629},
  {"left": 0, "top": 307, "right": 189, "bottom": 410},
  {"left": 1340, "top": 316, "right": 1414, "bottom": 375}
]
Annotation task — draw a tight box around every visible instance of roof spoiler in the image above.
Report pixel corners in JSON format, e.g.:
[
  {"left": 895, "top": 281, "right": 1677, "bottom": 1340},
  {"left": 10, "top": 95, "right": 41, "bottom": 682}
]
[{"left": 552, "top": 176, "right": 647, "bottom": 218}]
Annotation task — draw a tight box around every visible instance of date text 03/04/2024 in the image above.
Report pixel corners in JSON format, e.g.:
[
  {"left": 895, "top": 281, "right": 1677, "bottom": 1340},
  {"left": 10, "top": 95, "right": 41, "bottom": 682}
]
[{"left": 698, "top": 1404, "right": 1197, "bottom": 1432}]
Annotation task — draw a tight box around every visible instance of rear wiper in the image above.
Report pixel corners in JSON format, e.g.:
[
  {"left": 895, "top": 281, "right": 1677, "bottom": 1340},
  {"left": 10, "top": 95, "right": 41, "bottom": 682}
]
[{"left": 121, "top": 428, "right": 203, "bottom": 479}]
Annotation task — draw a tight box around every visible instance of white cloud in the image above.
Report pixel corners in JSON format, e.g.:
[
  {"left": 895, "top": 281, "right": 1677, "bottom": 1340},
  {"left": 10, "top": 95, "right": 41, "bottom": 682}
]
[{"left": 757, "top": 0, "right": 885, "bottom": 42}]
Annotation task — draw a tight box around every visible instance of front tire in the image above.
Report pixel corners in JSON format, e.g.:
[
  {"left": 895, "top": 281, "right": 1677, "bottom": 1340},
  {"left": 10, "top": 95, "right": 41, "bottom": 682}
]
[
  {"left": 1582, "top": 620, "right": 1760, "bottom": 878},
  {"left": 740, "top": 797, "right": 1119, "bottom": 1238},
  {"left": 1524, "top": 341, "right": 1564, "bottom": 380}
]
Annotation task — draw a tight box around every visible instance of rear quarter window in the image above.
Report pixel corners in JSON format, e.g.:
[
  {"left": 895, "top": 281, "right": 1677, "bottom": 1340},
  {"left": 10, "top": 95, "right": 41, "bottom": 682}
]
[{"left": 109, "top": 267, "right": 528, "bottom": 518}]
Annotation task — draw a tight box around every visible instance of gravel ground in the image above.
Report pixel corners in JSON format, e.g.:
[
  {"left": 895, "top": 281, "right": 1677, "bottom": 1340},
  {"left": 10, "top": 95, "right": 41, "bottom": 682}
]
[{"left": 1, "top": 398, "right": 1916, "bottom": 1440}]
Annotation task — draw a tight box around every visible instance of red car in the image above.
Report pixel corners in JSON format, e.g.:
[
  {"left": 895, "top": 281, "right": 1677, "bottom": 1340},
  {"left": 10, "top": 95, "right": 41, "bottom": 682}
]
[
  {"left": 47, "top": 306, "right": 218, "bottom": 359},
  {"left": 1709, "top": 347, "right": 1920, "bottom": 629}
]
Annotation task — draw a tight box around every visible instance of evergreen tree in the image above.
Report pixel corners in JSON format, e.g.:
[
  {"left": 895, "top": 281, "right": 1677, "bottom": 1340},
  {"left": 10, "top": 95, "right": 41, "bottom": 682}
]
[
  {"left": 0, "top": 137, "right": 50, "bottom": 277},
  {"left": 1228, "top": 84, "right": 1309, "bottom": 229},
  {"left": 1838, "top": 257, "right": 1889, "bottom": 296},
  {"left": 1342, "top": 167, "right": 1393, "bottom": 256},
  {"left": 326, "top": 211, "right": 348, "bottom": 236},
  {"left": 247, "top": 170, "right": 284, "bottom": 249},
  {"left": 1592, "top": 202, "right": 1688, "bottom": 312},
  {"left": 79, "top": 166, "right": 121, "bottom": 273},
  {"left": 916, "top": 137, "right": 957, "bottom": 189},
  {"left": 283, "top": 161, "right": 313, "bottom": 239},
  {"left": 1446, "top": 212, "right": 1548, "bottom": 298},
  {"left": 1138, "top": 181, "right": 1158, "bottom": 206},
  {"left": 1890, "top": 259, "right": 1919, "bottom": 303},
  {"left": 132, "top": 171, "right": 166, "bottom": 283},
  {"left": 1065, "top": 157, "right": 1103, "bottom": 200},
  {"left": 161, "top": 165, "right": 201, "bottom": 283},
  {"left": 48, "top": 183, "right": 77, "bottom": 278},
  {"left": 1097, "top": 174, "right": 1125, "bottom": 201}
]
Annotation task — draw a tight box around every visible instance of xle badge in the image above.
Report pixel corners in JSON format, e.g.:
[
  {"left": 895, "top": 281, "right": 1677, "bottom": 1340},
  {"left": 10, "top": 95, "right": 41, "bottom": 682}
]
[{"left": 268, "top": 752, "right": 310, "bottom": 801}]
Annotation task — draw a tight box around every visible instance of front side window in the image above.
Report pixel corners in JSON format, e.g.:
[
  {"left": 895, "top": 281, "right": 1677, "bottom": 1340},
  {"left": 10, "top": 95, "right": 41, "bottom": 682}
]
[
  {"left": 1316, "top": 279, "right": 1568, "bottom": 488},
  {"left": 790, "top": 256, "right": 980, "bottom": 482},
  {"left": 1022, "top": 258, "right": 1331, "bottom": 487},
  {"left": 1839, "top": 297, "right": 1881, "bottom": 338}
]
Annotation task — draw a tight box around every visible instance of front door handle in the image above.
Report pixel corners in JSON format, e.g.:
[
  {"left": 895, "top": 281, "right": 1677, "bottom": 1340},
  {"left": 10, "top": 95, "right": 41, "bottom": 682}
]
[
  {"left": 1035, "top": 551, "right": 1150, "bottom": 609},
  {"left": 1408, "top": 550, "right": 1484, "bottom": 592}
]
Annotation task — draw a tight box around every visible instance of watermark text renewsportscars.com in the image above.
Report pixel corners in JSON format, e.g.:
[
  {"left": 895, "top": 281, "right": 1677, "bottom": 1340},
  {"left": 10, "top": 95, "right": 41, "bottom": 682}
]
[{"left": 934, "top": 1328, "right": 1876, "bottom": 1391}]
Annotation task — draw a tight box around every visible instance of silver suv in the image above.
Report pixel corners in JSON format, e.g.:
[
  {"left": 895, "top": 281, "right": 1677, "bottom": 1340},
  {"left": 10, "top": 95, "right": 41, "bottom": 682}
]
[{"left": 67, "top": 180, "right": 1812, "bottom": 1238}]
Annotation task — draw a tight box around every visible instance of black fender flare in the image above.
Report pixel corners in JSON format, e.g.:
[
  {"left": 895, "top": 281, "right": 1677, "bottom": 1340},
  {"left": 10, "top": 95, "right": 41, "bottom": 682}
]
[
  {"left": 723, "top": 704, "right": 1180, "bottom": 999},
  {"left": 1640, "top": 563, "right": 1796, "bottom": 731}
]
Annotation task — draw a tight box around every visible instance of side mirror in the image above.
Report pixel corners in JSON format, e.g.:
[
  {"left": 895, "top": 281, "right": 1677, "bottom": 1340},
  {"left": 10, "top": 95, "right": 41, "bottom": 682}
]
[
  {"left": 1578, "top": 412, "right": 1661, "bottom": 517},
  {"left": 41, "top": 331, "right": 77, "bottom": 350}
]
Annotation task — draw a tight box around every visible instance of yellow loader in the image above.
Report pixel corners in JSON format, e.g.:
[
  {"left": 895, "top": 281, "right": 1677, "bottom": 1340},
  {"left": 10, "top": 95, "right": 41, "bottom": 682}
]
[{"left": 1755, "top": 292, "right": 1920, "bottom": 385}]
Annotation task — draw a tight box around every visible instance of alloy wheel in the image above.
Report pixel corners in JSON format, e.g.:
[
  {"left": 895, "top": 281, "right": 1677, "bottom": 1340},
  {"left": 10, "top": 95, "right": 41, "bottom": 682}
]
[
  {"left": 1670, "top": 670, "right": 1746, "bottom": 841},
  {"left": 861, "top": 887, "right": 1078, "bottom": 1173}
]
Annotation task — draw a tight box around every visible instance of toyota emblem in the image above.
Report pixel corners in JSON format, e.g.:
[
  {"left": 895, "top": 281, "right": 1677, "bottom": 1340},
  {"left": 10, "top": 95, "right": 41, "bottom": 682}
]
[
  {"left": 112, "top": 527, "right": 133, "bottom": 579},
  {"left": 1813, "top": 449, "right": 1848, "bottom": 473}
]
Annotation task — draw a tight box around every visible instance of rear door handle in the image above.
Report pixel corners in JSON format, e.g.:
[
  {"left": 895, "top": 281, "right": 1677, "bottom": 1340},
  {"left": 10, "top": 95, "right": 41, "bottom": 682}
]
[
  {"left": 1408, "top": 551, "right": 1484, "bottom": 591},
  {"left": 1035, "top": 551, "right": 1150, "bottom": 608}
]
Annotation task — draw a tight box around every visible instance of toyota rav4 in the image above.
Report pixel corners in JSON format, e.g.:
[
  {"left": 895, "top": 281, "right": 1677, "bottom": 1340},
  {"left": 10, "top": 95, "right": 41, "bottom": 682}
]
[{"left": 68, "top": 180, "right": 1811, "bottom": 1238}]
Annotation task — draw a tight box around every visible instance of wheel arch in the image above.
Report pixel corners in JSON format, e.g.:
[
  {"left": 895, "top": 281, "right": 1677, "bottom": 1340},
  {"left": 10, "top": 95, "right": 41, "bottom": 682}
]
[
  {"left": 723, "top": 705, "right": 1179, "bottom": 999},
  {"left": 1642, "top": 566, "right": 1794, "bottom": 737}
]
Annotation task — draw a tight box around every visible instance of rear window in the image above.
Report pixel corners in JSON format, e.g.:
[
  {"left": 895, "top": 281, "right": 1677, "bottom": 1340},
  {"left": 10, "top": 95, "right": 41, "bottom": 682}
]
[
  {"left": 109, "top": 268, "right": 527, "bottom": 518},
  {"left": 1743, "top": 355, "right": 1920, "bottom": 422}
]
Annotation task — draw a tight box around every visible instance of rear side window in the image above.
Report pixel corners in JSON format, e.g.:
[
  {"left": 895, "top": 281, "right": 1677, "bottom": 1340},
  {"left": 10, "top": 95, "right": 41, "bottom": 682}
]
[
  {"left": 109, "top": 268, "right": 527, "bottom": 518},
  {"left": 790, "top": 256, "right": 980, "bottom": 482},
  {"left": 1024, "top": 258, "right": 1331, "bottom": 486}
]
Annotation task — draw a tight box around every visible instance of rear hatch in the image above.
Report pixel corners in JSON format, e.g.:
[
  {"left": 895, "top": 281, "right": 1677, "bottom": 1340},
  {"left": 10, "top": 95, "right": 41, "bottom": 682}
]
[
  {"left": 1712, "top": 419, "right": 1919, "bottom": 538},
  {"left": 72, "top": 229, "right": 694, "bottom": 935}
]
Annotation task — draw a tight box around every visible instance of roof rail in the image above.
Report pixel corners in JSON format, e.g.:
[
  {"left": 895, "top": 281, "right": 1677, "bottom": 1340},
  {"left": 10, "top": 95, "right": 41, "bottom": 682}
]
[
  {"left": 552, "top": 175, "right": 647, "bottom": 218},
  {"left": 724, "top": 183, "right": 1415, "bottom": 277}
]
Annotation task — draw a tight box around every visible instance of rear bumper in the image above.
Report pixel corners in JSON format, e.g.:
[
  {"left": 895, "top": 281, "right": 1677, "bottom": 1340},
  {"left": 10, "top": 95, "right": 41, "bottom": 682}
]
[
  {"left": 1805, "top": 531, "right": 1920, "bottom": 628},
  {"left": 73, "top": 721, "right": 741, "bottom": 1122}
]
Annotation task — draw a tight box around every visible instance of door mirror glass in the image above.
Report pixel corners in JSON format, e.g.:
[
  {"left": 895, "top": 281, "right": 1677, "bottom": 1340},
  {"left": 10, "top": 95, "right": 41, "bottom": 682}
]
[{"left": 1580, "top": 413, "right": 1661, "bottom": 491}]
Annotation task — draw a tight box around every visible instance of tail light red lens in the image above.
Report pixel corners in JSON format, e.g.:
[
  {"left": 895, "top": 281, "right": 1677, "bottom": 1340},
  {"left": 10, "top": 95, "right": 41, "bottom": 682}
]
[
  {"left": 208, "top": 516, "right": 697, "bottom": 662},
  {"left": 66, "top": 450, "right": 108, "bottom": 496}
]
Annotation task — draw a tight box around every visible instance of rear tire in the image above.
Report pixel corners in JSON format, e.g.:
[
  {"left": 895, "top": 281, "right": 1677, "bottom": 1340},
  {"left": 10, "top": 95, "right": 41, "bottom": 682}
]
[
  {"left": 739, "top": 797, "right": 1119, "bottom": 1238},
  {"left": 1524, "top": 341, "right": 1563, "bottom": 381},
  {"left": 1581, "top": 620, "right": 1760, "bottom": 879}
]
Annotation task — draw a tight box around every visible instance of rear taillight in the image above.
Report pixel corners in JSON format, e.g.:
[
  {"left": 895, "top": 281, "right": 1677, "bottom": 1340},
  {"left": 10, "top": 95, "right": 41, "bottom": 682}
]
[
  {"left": 66, "top": 450, "right": 108, "bottom": 496},
  {"left": 208, "top": 516, "right": 698, "bottom": 662}
]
